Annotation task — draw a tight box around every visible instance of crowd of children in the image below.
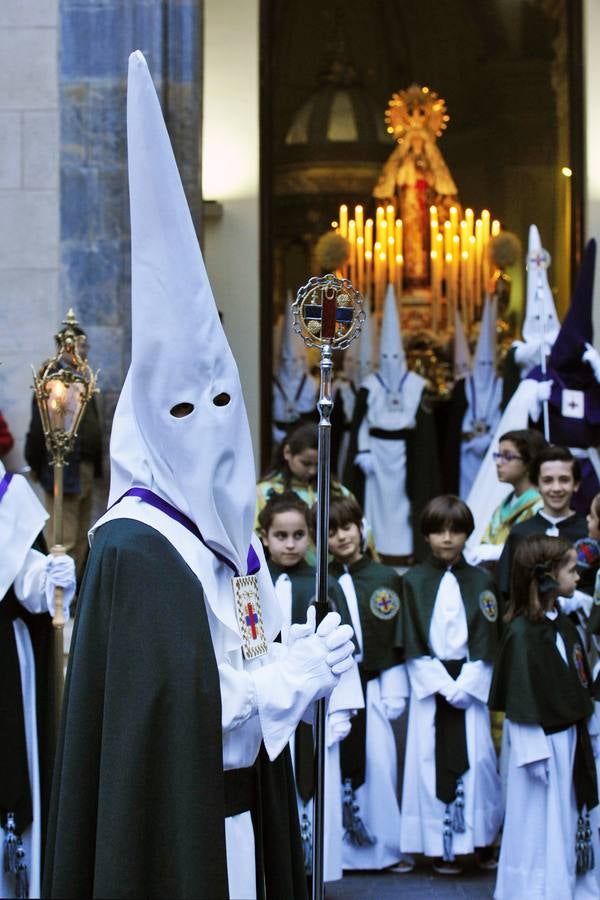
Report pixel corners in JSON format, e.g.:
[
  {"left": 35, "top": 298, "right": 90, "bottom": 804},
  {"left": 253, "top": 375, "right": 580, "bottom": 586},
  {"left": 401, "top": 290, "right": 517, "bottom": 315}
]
[{"left": 256, "top": 420, "right": 600, "bottom": 898}]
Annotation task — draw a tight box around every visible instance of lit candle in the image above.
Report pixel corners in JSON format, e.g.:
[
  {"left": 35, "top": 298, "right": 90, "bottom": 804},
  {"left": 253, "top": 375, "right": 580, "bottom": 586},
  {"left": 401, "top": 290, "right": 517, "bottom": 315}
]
[
  {"left": 467, "top": 237, "right": 476, "bottom": 324},
  {"left": 481, "top": 209, "right": 490, "bottom": 289},
  {"left": 357, "top": 236, "right": 365, "bottom": 294},
  {"left": 339, "top": 204, "right": 348, "bottom": 238},
  {"left": 460, "top": 220, "right": 468, "bottom": 255},
  {"left": 460, "top": 250, "right": 469, "bottom": 323},
  {"left": 449, "top": 206, "right": 459, "bottom": 237},
  {"left": 445, "top": 252, "right": 454, "bottom": 324},
  {"left": 386, "top": 204, "right": 395, "bottom": 237},
  {"left": 444, "top": 220, "right": 453, "bottom": 256},
  {"left": 491, "top": 219, "right": 501, "bottom": 237},
  {"left": 355, "top": 205, "right": 364, "bottom": 241},
  {"left": 365, "top": 219, "right": 373, "bottom": 256},
  {"left": 365, "top": 250, "right": 373, "bottom": 300},
  {"left": 475, "top": 219, "right": 483, "bottom": 314},
  {"left": 348, "top": 220, "right": 356, "bottom": 282},
  {"left": 395, "top": 219, "right": 403, "bottom": 260},
  {"left": 388, "top": 235, "right": 396, "bottom": 283},
  {"left": 430, "top": 216, "right": 438, "bottom": 257},
  {"left": 396, "top": 253, "right": 403, "bottom": 298},
  {"left": 465, "top": 207, "right": 474, "bottom": 237},
  {"left": 376, "top": 206, "right": 384, "bottom": 245},
  {"left": 431, "top": 250, "right": 439, "bottom": 329}
]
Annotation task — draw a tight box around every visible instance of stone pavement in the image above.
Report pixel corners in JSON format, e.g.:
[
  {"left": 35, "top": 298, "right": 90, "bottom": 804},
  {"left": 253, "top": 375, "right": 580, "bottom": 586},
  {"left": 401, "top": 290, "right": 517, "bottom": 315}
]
[{"left": 326, "top": 860, "right": 495, "bottom": 898}]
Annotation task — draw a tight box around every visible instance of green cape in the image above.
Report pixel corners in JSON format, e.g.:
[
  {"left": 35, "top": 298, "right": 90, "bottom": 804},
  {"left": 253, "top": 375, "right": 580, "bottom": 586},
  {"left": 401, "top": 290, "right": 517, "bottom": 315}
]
[{"left": 399, "top": 556, "right": 499, "bottom": 662}]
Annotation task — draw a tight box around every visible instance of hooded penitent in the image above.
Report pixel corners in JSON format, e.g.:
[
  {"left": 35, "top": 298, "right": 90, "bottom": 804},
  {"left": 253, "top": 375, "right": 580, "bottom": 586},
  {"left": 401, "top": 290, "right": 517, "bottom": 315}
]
[
  {"left": 459, "top": 296, "right": 503, "bottom": 498},
  {"left": 345, "top": 284, "right": 440, "bottom": 558},
  {"left": 521, "top": 224, "right": 560, "bottom": 360},
  {"left": 453, "top": 309, "right": 471, "bottom": 382},
  {"left": 272, "top": 296, "right": 316, "bottom": 440},
  {"left": 109, "top": 50, "right": 257, "bottom": 582}
]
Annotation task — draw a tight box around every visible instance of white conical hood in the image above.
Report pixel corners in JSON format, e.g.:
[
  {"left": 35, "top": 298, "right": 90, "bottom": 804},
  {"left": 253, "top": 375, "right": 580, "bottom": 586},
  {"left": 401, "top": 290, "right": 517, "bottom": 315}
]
[
  {"left": 453, "top": 308, "right": 471, "bottom": 380},
  {"left": 468, "top": 295, "right": 498, "bottom": 413},
  {"left": 275, "top": 295, "right": 308, "bottom": 386},
  {"left": 358, "top": 302, "right": 375, "bottom": 384},
  {"left": 522, "top": 224, "right": 560, "bottom": 349},
  {"left": 377, "top": 284, "right": 406, "bottom": 386},
  {"left": 108, "top": 50, "right": 256, "bottom": 577}
]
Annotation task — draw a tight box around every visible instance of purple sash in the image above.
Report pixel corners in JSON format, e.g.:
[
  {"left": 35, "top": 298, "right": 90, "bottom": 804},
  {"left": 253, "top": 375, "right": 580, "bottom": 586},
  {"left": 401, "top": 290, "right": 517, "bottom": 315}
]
[
  {"left": 115, "top": 487, "right": 260, "bottom": 577},
  {"left": 0, "top": 471, "right": 13, "bottom": 503}
]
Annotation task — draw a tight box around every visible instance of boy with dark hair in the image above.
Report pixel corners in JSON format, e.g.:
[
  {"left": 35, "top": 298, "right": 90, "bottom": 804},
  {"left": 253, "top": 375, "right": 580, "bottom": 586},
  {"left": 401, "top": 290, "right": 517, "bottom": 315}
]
[
  {"left": 326, "top": 493, "right": 409, "bottom": 872},
  {"left": 496, "top": 445, "right": 587, "bottom": 601},
  {"left": 399, "top": 495, "right": 502, "bottom": 875}
]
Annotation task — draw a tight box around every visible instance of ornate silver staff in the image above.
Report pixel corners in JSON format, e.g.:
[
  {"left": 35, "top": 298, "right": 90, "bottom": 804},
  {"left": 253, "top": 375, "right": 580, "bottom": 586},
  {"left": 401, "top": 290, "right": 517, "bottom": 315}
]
[{"left": 292, "top": 273, "right": 364, "bottom": 900}]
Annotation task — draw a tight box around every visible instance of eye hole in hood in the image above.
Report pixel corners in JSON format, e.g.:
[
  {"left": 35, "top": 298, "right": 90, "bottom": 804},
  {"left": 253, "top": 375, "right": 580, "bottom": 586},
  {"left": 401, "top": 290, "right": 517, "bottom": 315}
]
[
  {"left": 170, "top": 402, "right": 194, "bottom": 418},
  {"left": 213, "top": 392, "right": 231, "bottom": 407}
]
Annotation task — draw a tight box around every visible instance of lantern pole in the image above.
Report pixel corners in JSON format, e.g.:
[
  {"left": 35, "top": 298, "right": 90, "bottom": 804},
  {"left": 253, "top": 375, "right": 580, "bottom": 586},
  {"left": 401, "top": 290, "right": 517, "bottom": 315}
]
[{"left": 31, "top": 309, "right": 99, "bottom": 729}]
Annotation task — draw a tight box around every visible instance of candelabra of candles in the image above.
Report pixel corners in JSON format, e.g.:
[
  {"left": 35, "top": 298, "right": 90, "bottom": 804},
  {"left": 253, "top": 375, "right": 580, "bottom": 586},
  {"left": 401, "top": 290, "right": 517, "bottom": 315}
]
[{"left": 332, "top": 202, "right": 501, "bottom": 332}]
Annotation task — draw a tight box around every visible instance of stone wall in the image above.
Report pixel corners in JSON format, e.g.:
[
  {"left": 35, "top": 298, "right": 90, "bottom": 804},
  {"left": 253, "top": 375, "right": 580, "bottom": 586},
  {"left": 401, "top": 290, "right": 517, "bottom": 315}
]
[
  {"left": 60, "top": 0, "right": 203, "bottom": 506},
  {"left": 0, "top": 0, "right": 60, "bottom": 468}
]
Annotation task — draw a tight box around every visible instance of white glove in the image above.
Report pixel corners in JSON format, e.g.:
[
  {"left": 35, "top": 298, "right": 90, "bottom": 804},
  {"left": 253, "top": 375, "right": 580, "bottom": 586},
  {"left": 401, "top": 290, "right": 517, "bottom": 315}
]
[
  {"left": 583, "top": 343, "right": 600, "bottom": 382},
  {"left": 528, "top": 380, "right": 553, "bottom": 422},
  {"left": 513, "top": 339, "right": 542, "bottom": 371},
  {"left": 468, "top": 543, "right": 503, "bottom": 566},
  {"left": 251, "top": 609, "right": 353, "bottom": 758},
  {"left": 327, "top": 709, "right": 352, "bottom": 745},
  {"left": 525, "top": 759, "right": 549, "bottom": 784},
  {"left": 316, "top": 611, "right": 355, "bottom": 675},
  {"left": 558, "top": 590, "right": 588, "bottom": 616},
  {"left": 381, "top": 697, "right": 406, "bottom": 720},
  {"left": 354, "top": 451, "right": 375, "bottom": 477},
  {"left": 288, "top": 604, "right": 317, "bottom": 648},
  {"left": 45, "top": 553, "right": 76, "bottom": 620}
]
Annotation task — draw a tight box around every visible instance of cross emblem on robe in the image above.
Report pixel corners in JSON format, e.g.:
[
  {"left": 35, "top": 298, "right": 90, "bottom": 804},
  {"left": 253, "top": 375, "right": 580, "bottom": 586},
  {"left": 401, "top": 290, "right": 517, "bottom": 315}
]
[
  {"left": 245, "top": 602, "right": 259, "bottom": 640},
  {"left": 377, "top": 595, "right": 392, "bottom": 613},
  {"left": 483, "top": 596, "right": 495, "bottom": 616}
]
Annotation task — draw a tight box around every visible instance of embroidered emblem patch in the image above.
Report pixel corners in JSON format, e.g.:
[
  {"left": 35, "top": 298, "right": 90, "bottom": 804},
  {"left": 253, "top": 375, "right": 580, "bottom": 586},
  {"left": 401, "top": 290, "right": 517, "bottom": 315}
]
[
  {"left": 232, "top": 574, "right": 268, "bottom": 660},
  {"left": 573, "top": 644, "right": 589, "bottom": 688},
  {"left": 369, "top": 588, "right": 400, "bottom": 620},
  {"left": 479, "top": 590, "right": 498, "bottom": 623},
  {"left": 562, "top": 389, "right": 585, "bottom": 419}
]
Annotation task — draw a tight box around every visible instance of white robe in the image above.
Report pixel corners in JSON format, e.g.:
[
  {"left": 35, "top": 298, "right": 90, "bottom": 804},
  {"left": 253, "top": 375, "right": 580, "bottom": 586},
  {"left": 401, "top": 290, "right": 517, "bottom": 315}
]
[
  {"left": 336, "top": 571, "right": 408, "bottom": 869},
  {"left": 358, "top": 372, "right": 426, "bottom": 556},
  {"left": 459, "top": 377, "right": 503, "bottom": 500},
  {"left": 495, "top": 619, "right": 600, "bottom": 899},
  {"left": 0, "top": 550, "right": 50, "bottom": 900},
  {"left": 272, "top": 572, "right": 364, "bottom": 883},
  {"left": 400, "top": 571, "right": 502, "bottom": 857}
]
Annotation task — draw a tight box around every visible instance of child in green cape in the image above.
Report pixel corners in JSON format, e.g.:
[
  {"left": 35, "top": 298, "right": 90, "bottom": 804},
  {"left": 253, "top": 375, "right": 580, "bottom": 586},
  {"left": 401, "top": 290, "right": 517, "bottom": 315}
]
[{"left": 490, "top": 533, "right": 600, "bottom": 898}]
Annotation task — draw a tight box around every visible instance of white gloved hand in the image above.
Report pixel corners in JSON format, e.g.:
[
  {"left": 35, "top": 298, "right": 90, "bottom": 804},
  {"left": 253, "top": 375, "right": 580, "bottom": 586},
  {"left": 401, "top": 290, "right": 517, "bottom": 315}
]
[
  {"left": 354, "top": 451, "right": 375, "bottom": 477},
  {"left": 583, "top": 343, "right": 600, "bottom": 382},
  {"left": 327, "top": 709, "right": 352, "bottom": 745},
  {"left": 381, "top": 697, "right": 406, "bottom": 720},
  {"left": 558, "top": 590, "right": 587, "bottom": 615},
  {"left": 528, "top": 380, "right": 553, "bottom": 422},
  {"left": 316, "top": 611, "right": 355, "bottom": 675},
  {"left": 45, "top": 553, "right": 76, "bottom": 620},
  {"left": 468, "top": 543, "right": 503, "bottom": 566},
  {"left": 288, "top": 604, "right": 317, "bottom": 648},
  {"left": 525, "top": 759, "right": 549, "bottom": 784},
  {"left": 513, "top": 339, "right": 542, "bottom": 371}
]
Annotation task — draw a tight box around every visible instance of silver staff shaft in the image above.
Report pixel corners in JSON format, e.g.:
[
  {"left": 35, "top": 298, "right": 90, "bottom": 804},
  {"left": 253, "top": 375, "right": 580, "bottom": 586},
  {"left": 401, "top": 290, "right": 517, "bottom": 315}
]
[
  {"left": 537, "top": 269, "right": 551, "bottom": 442},
  {"left": 312, "top": 341, "right": 333, "bottom": 900}
]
